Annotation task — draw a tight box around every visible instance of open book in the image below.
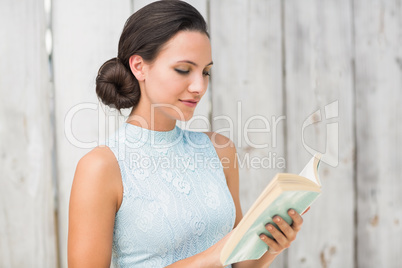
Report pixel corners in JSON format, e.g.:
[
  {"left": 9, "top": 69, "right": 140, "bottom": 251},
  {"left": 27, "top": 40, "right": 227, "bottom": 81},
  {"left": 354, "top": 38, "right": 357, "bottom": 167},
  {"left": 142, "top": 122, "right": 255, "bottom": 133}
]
[{"left": 220, "top": 154, "right": 322, "bottom": 266}]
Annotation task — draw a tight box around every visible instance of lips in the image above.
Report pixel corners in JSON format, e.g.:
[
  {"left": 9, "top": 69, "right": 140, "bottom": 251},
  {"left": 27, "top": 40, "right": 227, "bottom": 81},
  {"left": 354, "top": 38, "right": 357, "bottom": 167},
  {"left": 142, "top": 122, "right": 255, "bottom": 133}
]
[
  {"left": 179, "top": 99, "right": 198, "bottom": 107},
  {"left": 179, "top": 99, "right": 199, "bottom": 103}
]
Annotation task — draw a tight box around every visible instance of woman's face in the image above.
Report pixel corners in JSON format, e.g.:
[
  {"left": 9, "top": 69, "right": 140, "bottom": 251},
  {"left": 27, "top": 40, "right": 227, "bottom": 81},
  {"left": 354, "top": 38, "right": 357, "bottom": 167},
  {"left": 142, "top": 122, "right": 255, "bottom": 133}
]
[{"left": 139, "top": 30, "right": 212, "bottom": 122}]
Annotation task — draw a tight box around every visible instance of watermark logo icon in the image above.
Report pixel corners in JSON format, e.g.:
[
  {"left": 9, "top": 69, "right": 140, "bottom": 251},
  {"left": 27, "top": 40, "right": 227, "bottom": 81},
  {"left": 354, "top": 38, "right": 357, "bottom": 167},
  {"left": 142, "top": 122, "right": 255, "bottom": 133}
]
[{"left": 302, "top": 100, "right": 339, "bottom": 167}]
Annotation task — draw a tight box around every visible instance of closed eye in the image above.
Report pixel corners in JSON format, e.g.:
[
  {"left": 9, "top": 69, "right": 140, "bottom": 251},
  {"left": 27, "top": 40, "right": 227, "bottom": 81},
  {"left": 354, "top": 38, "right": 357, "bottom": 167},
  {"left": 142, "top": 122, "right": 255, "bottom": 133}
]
[
  {"left": 175, "top": 68, "right": 211, "bottom": 77},
  {"left": 175, "top": 69, "right": 189, "bottom": 75}
]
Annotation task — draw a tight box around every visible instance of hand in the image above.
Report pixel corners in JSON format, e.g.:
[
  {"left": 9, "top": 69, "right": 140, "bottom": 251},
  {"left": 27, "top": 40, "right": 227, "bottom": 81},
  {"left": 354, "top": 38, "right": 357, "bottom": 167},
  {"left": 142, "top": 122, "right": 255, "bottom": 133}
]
[{"left": 259, "top": 208, "right": 304, "bottom": 255}]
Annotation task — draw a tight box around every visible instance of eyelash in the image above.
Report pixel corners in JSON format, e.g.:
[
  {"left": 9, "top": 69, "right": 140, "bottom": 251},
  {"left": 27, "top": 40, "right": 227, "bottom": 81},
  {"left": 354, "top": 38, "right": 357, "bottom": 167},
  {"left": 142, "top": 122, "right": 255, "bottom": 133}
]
[
  {"left": 175, "top": 69, "right": 189, "bottom": 75},
  {"left": 175, "top": 69, "right": 211, "bottom": 77}
]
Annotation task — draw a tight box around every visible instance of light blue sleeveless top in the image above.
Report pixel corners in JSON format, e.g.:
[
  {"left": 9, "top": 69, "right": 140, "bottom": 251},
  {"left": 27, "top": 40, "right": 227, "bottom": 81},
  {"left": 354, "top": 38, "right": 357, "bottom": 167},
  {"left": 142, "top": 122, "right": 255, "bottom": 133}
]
[{"left": 105, "top": 122, "right": 236, "bottom": 267}]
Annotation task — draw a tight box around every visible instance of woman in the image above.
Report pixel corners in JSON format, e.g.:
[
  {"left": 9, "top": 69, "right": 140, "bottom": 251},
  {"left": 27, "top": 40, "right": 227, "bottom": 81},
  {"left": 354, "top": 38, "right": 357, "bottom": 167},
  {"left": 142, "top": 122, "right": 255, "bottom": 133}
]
[{"left": 68, "top": 1, "right": 304, "bottom": 267}]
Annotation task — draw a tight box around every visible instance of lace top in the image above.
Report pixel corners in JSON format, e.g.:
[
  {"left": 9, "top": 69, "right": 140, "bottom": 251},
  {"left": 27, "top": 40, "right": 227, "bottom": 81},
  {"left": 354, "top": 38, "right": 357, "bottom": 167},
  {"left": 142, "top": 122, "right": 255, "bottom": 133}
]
[{"left": 105, "top": 122, "right": 236, "bottom": 267}]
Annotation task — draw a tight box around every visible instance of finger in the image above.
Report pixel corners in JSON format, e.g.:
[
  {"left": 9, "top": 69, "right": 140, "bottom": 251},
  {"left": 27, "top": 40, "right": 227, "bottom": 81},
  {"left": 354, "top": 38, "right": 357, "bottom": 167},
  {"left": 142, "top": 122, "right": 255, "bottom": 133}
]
[
  {"left": 259, "top": 234, "right": 281, "bottom": 254},
  {"left": 288, "top": 209, "right": 303, "bottom": 232},
  {"left": 265, "top": 223, "right": 290, "bottom": 249},
  {"left": 273, "top": 216, "right": 296, "bottom": 242}
]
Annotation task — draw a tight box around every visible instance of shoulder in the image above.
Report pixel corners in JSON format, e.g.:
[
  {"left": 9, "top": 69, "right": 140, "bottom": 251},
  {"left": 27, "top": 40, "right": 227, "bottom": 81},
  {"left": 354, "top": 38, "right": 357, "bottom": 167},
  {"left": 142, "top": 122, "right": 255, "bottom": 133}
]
[
  {"left": 203, "top": 132, "right": 237, "bottom": 168},
  {"left": 76, "top": 145, "right": 118, "bottom": 172},
  {"left": 72, "top": 145, "right": 122, "bottom": 210},
  {"left": 75, "top": 146, "right": 121, "bottom": 186}
]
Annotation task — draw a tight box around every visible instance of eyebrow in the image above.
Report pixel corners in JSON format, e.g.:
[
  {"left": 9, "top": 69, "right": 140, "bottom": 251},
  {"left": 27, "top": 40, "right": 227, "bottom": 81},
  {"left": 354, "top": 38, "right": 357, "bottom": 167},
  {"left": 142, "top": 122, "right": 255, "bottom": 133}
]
[{"left": 177, "top": 60, "right": 213, "bottom": 67}]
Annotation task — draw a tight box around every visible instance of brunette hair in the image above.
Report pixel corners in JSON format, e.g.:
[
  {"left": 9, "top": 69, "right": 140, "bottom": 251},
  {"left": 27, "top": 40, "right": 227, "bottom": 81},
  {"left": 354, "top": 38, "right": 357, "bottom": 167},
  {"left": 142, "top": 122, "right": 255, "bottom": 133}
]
[{"left": 96, "top": 0, "right": 209, "bottom": 111}]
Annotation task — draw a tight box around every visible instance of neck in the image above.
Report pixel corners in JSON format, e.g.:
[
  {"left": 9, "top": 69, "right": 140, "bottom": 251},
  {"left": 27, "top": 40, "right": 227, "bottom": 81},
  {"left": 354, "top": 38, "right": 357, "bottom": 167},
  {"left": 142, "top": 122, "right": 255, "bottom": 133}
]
[{"left": 127, "top": 101, "right": 177, "bottom": 132}]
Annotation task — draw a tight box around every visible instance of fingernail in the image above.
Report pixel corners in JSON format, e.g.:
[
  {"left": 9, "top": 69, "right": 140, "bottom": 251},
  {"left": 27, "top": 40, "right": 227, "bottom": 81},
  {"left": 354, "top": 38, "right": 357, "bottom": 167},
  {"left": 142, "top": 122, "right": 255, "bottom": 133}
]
[
  {"left": 275, "top": 217, "right": 281, "bottom": 222},
  {"left": 259, "top": 234, "right": 265, "bottom": 240},
  {"left": 289, "top": 209, "right": 295, "bottom": 215},
  {"left": 266, "top": 224, "right": 273, "bottom": 231}
]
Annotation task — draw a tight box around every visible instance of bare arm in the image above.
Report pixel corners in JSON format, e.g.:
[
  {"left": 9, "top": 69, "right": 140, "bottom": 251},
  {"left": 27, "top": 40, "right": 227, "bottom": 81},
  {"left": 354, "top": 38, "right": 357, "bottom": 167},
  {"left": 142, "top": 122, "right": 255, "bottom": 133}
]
[
  {"left": 69, "top": 146, "right": 227, "bottom": 268},
  {"left": 68, "top": 146, "right": 122, "bottom": 268}
]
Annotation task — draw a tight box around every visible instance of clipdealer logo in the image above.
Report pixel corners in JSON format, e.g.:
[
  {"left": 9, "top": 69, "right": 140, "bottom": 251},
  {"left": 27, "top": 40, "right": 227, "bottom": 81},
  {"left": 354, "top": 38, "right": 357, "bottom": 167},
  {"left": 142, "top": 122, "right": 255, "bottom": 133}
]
[{"left": 64, "top": 100, "right": 339, "bottom": 167}]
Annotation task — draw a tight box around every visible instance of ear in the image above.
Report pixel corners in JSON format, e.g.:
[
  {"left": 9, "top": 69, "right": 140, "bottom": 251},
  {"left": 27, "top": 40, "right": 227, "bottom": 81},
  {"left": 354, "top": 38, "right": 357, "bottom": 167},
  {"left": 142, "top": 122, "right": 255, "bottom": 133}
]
[{"left": 129, "top": 55, "right": 146, "bottom": 81}]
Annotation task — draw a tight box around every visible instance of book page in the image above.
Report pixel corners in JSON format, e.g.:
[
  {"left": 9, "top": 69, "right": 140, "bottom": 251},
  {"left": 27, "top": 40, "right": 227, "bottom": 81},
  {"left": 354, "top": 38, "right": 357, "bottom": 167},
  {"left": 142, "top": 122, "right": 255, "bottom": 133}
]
[{"left": 298, "top": 154, "right": 321, "bottom": 185}]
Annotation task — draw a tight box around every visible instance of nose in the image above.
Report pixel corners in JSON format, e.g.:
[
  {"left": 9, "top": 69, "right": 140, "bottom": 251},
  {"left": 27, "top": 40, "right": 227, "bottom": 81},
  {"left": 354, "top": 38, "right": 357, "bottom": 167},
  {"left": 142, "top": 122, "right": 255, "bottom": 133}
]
[{"left": 188, "top": 74, "right": 207, "bottom": 94}]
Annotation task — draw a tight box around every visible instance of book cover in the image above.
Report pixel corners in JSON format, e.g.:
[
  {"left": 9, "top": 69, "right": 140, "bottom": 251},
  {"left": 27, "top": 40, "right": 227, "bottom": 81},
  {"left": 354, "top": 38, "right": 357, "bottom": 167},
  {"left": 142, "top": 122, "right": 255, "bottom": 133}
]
[{"left": 220, "top": 154, "right": 322, "bottom": 266}]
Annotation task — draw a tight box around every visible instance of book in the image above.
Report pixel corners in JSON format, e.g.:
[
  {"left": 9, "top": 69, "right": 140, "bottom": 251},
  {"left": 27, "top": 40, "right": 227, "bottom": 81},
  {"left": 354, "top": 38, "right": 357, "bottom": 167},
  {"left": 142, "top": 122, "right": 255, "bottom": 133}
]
[{"left": 220, "top": 154, "right": 322, "bottom": 266}]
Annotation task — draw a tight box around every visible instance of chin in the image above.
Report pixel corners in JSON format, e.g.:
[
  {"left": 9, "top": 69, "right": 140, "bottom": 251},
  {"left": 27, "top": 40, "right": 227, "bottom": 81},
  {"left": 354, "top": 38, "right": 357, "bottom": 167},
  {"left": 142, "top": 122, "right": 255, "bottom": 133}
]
[{"left": 174, "top": 111, "right": 195, "bottom": 122}]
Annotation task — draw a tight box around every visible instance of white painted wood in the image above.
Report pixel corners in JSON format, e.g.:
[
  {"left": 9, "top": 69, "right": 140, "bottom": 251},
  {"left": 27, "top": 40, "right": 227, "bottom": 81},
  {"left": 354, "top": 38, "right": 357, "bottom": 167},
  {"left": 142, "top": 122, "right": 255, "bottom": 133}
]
[
  {"left": 354, "top": 0, "right": 402, "bottom": 267},
  {"left": 210, "top": 0, "right": 286, "bottom": 267},
  {"left": 284, "top": 0, "right": 355, "bottom": 267},
  {"left": 52, "top": 1, "right": 132, "bottom": 267},
  {"left": 0, "top": 0, "right": 58, "bottom": 267}
]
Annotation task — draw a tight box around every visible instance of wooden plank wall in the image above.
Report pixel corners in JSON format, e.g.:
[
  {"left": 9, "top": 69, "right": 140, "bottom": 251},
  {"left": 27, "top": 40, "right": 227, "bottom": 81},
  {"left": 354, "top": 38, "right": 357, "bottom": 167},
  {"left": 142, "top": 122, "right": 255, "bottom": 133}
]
[
  {"left": 0, "top": 0, "right": 58, "bottom": 267},
  {"left": 283, "top": 1, "right": 355, "bottom": 267},
  {"left": 354, "top": 0, "right": 402, "bottom": 266},
  {"left": 0, "top": 0, "right": 401, "bottom": 267}
]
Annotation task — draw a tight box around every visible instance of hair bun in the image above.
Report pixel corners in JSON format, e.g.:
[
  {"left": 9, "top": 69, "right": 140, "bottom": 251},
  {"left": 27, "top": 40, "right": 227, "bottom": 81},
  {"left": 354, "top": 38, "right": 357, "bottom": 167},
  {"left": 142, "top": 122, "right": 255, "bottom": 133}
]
[{"left": 96, "top": 58, "right": 140, "bottom": 110}]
